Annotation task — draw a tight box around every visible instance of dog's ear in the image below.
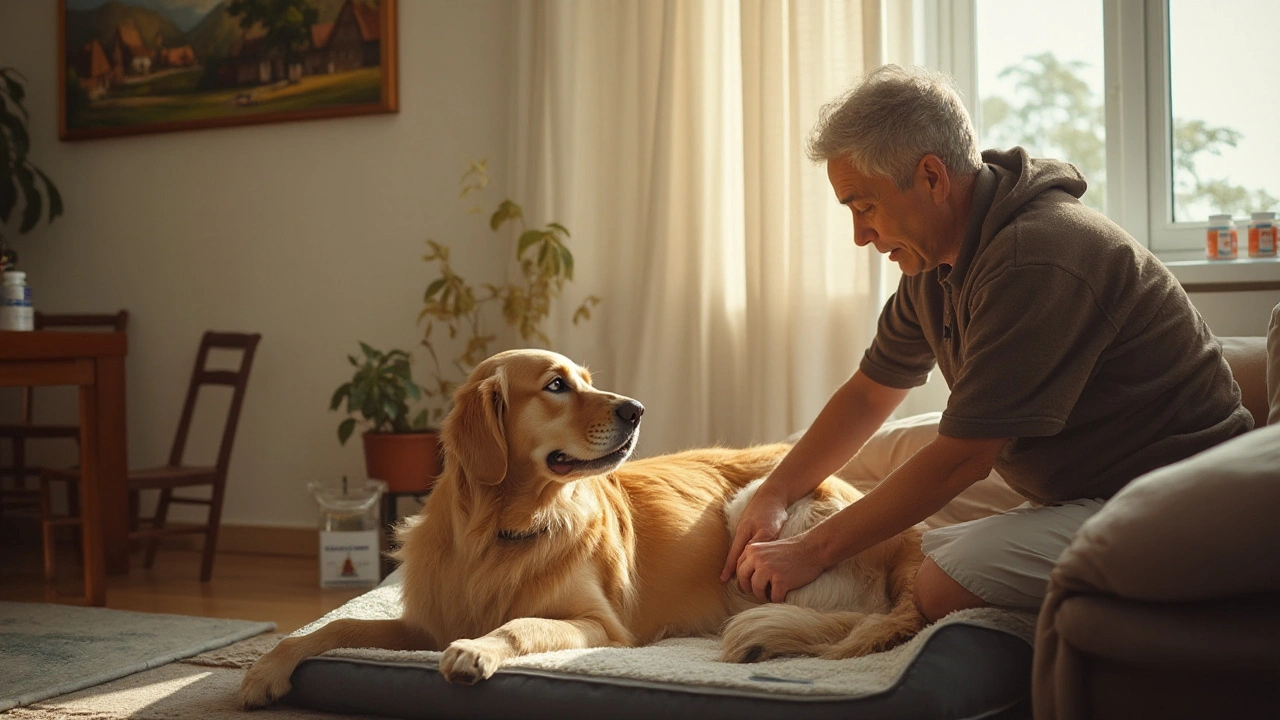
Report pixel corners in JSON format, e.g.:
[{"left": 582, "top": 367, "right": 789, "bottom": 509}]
[{"left": 443, "top": 367, "right": 508, "bottom": 485}]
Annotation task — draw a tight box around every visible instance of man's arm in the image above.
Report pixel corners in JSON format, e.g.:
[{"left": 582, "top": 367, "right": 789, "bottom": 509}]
[
  {"left": 732, "top": 431, "right": 1009, "bottom": 602},
  {"left": 807, "top": 432, "right": 1009, "bottom": 567},
  {"left": 721, "top": 371, "right": 907, "bottom": 582}
]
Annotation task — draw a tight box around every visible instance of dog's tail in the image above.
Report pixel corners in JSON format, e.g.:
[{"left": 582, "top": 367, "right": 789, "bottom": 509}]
[{"left": 720, "top": 540, "right": 926, "bottom": 662}]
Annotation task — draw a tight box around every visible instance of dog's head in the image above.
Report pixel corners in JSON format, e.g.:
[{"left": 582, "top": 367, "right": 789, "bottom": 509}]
[{"left": 442, "top": 349, "right": 644, "bottom": 486}]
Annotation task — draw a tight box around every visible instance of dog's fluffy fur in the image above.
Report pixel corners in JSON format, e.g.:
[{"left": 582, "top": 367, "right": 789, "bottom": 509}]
[
  {"left": 719, "top": 479, "right": 926, "bottom": 662},
  {"left": 240, "top": 349, "right": 924, "bottom": 708}
]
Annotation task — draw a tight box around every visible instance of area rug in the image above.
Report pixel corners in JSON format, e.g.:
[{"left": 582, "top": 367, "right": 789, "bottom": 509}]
[
  {"left": 3, "top": 633, "right": 384, "bottom": 720},
  {"left": 0, "top": 601, "right": 275, "bottom": 711}
]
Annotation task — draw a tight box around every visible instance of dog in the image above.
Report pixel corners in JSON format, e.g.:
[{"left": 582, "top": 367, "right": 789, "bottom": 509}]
[
  {"left": 240, "top": 348, "right": 924, "bottom": 708},
  {"left": 718, "top": 479, "right": 926, "bottom": 662},
  {"left": 241, "top": 348, "right": 790, "bottom": 707}
]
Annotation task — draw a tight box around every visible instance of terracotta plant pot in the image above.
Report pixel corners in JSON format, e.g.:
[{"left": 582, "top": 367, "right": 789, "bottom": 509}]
[{"left": 361, "top": 430, "right": 442, "bottom": 494}]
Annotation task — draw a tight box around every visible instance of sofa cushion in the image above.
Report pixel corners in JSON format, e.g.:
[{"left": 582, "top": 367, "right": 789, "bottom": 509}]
[
  {"left": 1219, "top": 335, "right": 1268, "bottom": 429},
  {"left": 1050, "top": 423, "right": 1280, "bottom": 601}
]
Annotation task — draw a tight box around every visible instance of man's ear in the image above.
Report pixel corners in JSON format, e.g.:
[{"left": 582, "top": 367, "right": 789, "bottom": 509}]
[
  {"left": 918, "top": 154, "right": 951, "bottom": 202},
  {"left": 442, "top": 368, "right": 508, "bottom": 486}
]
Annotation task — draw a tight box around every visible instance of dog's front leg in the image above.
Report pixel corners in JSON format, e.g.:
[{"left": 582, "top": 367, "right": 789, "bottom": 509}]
[
  {"left": 240, "top": 618, "right": 437, "bottom": 709},
  {"left": 440, "top": 617, "right": 617, "bottom": 684}
]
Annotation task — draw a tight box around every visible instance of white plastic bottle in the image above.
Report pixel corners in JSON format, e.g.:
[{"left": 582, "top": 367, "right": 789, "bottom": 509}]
[{"left": 1, "top": 270, "right": 34, "bottom": 331}]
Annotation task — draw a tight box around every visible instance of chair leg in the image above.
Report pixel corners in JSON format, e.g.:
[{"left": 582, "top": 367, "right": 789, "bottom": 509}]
[
  {"left": 68, "top": 481, "right": 83, "bottom": 566},
  {"left": 201, "top": 480, "right": 228, "bottom": 582},
  {"left": 145, "top": 488, "right": 173, "bottom": 569},
  {"left": 39, "top": 474, "right": 57, "bottom": 583}
]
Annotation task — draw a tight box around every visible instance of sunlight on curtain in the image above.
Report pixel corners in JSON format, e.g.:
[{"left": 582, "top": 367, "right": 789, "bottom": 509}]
[{"left": 511, "top": 0, "right": 895, "bottom": 456}]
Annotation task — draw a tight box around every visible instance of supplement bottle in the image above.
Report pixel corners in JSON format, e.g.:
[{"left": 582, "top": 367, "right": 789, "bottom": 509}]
[
  {"left": 1248, "top": 211, "right": 1277, "bottom": 258},
  {"left": 1, "top": 270, "right": 34, "bottom": 331},
  {"left": 1206, "top": 214, "right": 1238, "bottom": 260}
]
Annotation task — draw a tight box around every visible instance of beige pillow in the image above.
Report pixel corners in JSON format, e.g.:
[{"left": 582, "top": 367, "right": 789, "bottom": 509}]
[
  {"left": 1268, "top": 302, "right": 1280, "bottom": 426},
  {"left": 808, "top": 412, "right": 1026, "bottom": 529}
]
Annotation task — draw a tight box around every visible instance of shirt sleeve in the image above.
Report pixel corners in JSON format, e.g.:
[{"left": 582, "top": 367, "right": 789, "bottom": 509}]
[
  {"left": 939, "top": 263, "right": 1119, "bottom": 438},
  {"left": 860, "top": 284, "right": 937, "bottom": 389}
]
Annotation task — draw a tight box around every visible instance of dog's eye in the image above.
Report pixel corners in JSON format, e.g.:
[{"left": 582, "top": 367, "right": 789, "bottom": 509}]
[{"left": 544, "top": 377, "right": 569, "bottom": 393}]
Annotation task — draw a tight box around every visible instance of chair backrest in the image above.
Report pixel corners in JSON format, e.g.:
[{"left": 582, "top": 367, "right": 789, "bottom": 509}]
[
  {"left": 21, "top": 311, "right": 130, "bottom": 422},
  {"left": 168, "top": 332, "right": 262, "bottom": 474}
]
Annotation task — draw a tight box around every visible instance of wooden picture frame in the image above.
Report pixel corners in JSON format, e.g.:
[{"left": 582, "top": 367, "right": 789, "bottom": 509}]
[{"left": 58, "top": 0, "right": 397, "bottom": 141}]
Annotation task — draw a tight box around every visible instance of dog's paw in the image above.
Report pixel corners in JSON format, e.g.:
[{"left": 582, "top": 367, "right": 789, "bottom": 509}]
[
  {"left": 720, "top": 610, "right": 774, "bottom": 663},
  {"left": 239, "top": 656, "right": 294, "bottom": 709},
  {"left": 440, "top": 637, "right": 507, "bottom": 684}
]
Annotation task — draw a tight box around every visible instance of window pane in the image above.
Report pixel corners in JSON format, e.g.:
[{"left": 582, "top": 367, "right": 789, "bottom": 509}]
[
  {"left": 1169, "top": 0, "right": 1280, "bottom": 223},
  {"left": 975, "top": 1, "right": 1107, "bottom": 214}
]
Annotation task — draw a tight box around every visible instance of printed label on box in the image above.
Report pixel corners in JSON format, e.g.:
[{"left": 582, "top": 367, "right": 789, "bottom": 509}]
[{"left": 319, "top": 529, "right": 379, "bottom": 587}]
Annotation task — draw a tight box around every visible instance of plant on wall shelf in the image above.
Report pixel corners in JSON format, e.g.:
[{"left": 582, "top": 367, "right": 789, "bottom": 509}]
[
  {"left": 417, "top": 159, "right": 600, "bottom": 425},
  {"left": 1, "top": 67, "right": 63, "bottom": 271}
]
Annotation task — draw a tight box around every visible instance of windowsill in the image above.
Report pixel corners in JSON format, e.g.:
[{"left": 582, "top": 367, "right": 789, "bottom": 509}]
[{"left": 1159, "top": 255, "right": 1280, "bottom": 292}]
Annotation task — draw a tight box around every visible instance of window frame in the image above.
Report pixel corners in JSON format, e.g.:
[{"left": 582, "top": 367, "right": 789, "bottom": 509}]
[{"left": 923, "top": 0, "right": 1280, "bottom": 282}]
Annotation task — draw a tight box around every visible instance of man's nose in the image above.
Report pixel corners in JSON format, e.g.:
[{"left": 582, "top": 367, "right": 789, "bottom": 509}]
[{"left": 852, "top": 219, "right": 876, "bottom": 247}]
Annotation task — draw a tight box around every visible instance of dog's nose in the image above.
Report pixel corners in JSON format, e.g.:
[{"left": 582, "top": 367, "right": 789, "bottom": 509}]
[{"left": 616, "top": 399, "right": 644, "bottom": 426}]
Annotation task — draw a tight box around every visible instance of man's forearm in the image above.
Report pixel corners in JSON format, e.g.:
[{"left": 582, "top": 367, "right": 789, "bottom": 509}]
[
  {"left": 766, "top": 371, "right": 906, "bottom": 506},
  {"left": 807, "top": 434, "right": 1007, "bottom": 567}
]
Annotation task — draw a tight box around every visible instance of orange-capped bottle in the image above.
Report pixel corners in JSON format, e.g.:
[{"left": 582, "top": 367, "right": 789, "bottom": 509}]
[
  {"left": 1206, "top": 214, "right": 1238, "bottom": 260},
  {"left": 1248, "top": 211, "right": 1277, "bottom": 258}
]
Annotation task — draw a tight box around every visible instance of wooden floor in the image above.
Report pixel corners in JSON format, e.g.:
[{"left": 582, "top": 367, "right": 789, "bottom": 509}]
[{"left": 0, "top": 513, "right": 364, "bottom": 633}]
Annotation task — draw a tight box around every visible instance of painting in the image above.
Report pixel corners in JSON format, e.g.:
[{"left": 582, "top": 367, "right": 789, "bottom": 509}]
[{"left": 58, "top": 0, "right": 397, "bottom": 140}]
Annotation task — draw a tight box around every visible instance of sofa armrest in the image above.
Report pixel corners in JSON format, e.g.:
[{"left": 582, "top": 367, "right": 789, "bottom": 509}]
[
  {"left": 1049, "top": 423, "right": 1280, "bottom": 602},
  {"left": 1270, "top": 301, "right": 1280, "bottom": 426}
]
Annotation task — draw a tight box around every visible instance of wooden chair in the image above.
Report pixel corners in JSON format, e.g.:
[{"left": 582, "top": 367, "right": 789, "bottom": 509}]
[
  {"left": 40, "top": 331, "right": 261, "bottom": 583},
  {"left": 0, "top": 311, "right": 129, "bottom": 516}
]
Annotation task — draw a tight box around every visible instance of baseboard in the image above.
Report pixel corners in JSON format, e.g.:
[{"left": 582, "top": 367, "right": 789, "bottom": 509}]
[{"left": 162, "top": 524, "right": 319, "bottom": 558}]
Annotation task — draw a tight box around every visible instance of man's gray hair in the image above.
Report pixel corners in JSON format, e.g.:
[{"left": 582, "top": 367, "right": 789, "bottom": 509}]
[{"left": 807, "top": 65, "right": 983, "bottom": 189}]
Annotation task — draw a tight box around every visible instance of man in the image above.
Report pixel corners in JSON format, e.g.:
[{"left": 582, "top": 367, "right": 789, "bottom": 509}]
[{"left": 722, "top": 65, "right": 1251, "bottom": 622}]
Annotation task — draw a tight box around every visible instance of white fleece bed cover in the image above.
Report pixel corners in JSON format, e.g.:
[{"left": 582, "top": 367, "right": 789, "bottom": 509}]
[{"left": 293, "top": 577, "right": 1034, "bottom": 700}]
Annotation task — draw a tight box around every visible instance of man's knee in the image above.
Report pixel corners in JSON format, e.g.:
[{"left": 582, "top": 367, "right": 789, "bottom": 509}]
[{"left": 913, "top": 556, "right": 989, "bottom": 623}]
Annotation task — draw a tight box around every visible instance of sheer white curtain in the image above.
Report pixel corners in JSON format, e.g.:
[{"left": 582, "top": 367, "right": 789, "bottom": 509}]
[{"left": 510, "top": 0, "right": 899, "bottom": 456}]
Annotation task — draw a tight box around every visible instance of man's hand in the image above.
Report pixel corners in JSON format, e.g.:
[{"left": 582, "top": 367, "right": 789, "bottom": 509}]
[
  {"left": 730, "top": 532, "right": 826, "bottom": 603},
  {"left": 721, "top": 487, "right": 789, "bottom": 584}
]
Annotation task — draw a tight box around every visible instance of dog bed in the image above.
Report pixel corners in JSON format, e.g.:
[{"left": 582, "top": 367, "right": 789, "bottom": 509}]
[{"left": 282, "top": 572, "right": 1036, "bottom": 720}]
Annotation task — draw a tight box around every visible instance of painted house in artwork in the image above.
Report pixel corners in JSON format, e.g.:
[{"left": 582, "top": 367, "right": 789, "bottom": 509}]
[
  {"left": 158, "top": 45, "right": 197, "bottom": 69},
  {"left": 72, "top": 39, "right": 113, "bottom": 97},
  {"left": 111, "top": 23, "right": 153, "bottom": 77},
  {"left": 230, "top": 0, "right": 381, "bottom": 85}
]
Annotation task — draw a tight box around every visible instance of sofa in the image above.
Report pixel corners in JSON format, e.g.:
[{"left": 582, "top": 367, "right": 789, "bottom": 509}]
[{"left": 1032, "top": 303, "right": 1280, "bottom": 720}]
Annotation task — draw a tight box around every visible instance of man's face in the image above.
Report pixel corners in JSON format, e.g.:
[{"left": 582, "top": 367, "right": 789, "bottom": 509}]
[{"left": 826, "top": 156, "right": 943, "bottom": 276}]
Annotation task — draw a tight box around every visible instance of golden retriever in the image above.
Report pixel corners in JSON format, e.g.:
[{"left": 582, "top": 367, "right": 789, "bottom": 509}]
[{"left": 240, "top": 349, "right": 924, "bottom": 708}]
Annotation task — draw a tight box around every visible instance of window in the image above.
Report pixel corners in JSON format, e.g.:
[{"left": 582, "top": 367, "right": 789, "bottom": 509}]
[
  {"left": 1166, "top": 0, "right": 1279, "bottom": 225},
  {"left": 974, "top": 0, "right": 1107, "bottom": 214},
  {"left": 934, "top": 0, "right": 1280, "bottom": 262}
]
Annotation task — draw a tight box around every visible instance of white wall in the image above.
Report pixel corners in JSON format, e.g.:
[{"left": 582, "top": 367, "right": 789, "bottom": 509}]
[{"left": 1, "top": 0, "right": 515, "bottom": 528}]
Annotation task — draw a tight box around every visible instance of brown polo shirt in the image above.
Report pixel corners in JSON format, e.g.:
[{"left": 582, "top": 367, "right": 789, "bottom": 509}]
[{"left": 861, "top": 148, "right": 1251, "bottom": 503}]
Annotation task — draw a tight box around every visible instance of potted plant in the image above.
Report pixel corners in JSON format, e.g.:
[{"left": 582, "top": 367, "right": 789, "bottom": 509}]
[
  {"left": 329, "top": 160, "right": 599, "bottom": 493},
  {"left": 1, "top": 66, "right": 63, "bottom": 271},
  {"left": 416, "top": 159, "right": 600, "bottom": 425},
  {"left": 330, "top": 342, "right": 439, "bottom": 493}
]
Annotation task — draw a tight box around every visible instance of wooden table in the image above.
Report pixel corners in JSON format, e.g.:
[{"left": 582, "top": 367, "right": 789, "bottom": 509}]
[{"left": 0, "top": 330, "right": 128, "bottom": 605}]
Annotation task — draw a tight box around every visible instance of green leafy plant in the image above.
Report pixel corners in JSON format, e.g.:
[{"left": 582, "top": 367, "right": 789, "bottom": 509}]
[
  {"left": 417, "top": 159, "right": 600, "bottom": 425},
  {"left": 330, "top": 342, "right": 429, "bottom": 444},
  {"left": 1, "top": 66, "right": 64, "bottom": 270}
]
